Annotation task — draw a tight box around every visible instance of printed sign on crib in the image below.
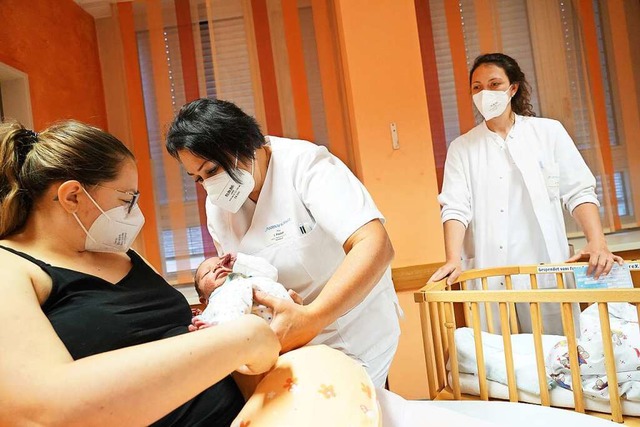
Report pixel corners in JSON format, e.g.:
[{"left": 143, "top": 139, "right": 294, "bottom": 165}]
[{"left": 572, "top": 263, "right": 633, "bottom": 289}]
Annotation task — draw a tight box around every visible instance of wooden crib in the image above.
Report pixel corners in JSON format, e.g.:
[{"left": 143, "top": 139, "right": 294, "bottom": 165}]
[{"left": 414, "top": 262, "right": 640, "bottom": 424}]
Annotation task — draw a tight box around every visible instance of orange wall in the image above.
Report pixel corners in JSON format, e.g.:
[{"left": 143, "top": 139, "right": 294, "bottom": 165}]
[
  {"left": 333, "top": 0, "right": 445, "bottom": 398},
  {"left": 333, "top": 0, "right": 443, "bottom": 268},
  {"left": 0, "top": 0, "right": 107, "bottom": 130}
]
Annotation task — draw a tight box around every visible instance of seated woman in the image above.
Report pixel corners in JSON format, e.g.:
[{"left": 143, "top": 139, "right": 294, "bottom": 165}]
[{"left": 0, "top": 120, "right": 280, "bottom": 426}]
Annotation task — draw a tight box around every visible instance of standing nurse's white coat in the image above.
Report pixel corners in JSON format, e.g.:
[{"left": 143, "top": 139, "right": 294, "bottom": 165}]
[
  {"left": 438, "top": 115, "right": 598, "bottom": 334},
  {"left": 206, "top": 136, "right": 401, "bottom": 386}
]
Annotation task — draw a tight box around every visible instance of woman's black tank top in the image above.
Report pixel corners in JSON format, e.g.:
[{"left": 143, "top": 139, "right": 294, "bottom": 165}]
[{"left": 0, "top": 245, "right": 243, "bottom": 426}]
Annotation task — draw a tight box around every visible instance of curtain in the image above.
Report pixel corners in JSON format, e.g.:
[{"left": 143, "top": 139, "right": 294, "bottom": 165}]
[{"left": 113, "top": 0, "right": 344, "bottom": 286}]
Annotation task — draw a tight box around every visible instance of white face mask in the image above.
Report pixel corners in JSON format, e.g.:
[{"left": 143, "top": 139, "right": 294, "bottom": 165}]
[
  {"left": 472, "top": 86, "right": 513, "bottom": 121},
  {"left": 73, "top": 187, "right": 145, "bottom": 253},
  {"left": 203, "top": 157, "right": 255, "bottom": 213}
]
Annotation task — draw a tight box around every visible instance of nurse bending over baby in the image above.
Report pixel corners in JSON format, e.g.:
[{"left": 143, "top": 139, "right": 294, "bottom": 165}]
[{"left": 166, "top": 98, "right": 402, "bottom": 387}]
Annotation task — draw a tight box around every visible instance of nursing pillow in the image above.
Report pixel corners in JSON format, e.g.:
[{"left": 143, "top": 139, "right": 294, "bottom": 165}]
[{"left": 232, "top": 345, "right": 381, "bottom": 426}]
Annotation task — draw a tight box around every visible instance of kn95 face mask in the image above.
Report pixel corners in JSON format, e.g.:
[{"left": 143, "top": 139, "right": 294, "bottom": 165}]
[
  {"left": 202, "top": 156, "right": 255, "bottom": 213},
  {"left": 472, "top": 86, "right": 513, "bottom": 121},
  {"left": 73, "top": 187, "right": 145, "bottom": 253}
]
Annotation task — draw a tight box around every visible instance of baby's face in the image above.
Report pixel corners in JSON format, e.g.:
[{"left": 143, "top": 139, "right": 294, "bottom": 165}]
[{"left": 196, "top": 254, "right": 236, "bottom": 301}]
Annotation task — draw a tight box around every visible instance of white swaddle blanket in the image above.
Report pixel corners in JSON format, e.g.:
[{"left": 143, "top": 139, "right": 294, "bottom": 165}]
[{"left": 195, "top": 253, "right": 293, "bottom": 325}]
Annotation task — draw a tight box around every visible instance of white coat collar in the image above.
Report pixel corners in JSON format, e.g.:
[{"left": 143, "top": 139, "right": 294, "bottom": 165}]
[{"left": 478, "top": 114, "right": 522, "bottom": 145}]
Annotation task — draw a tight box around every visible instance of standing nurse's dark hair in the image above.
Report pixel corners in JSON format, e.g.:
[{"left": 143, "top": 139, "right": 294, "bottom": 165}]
[
  {"left": 166, "top": 98, "right": 265, "bottom": 182},
  {"left": 470, "top": 53, "right": 536, "bottom": 117}
]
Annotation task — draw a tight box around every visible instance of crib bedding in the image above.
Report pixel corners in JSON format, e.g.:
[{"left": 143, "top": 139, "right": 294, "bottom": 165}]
[
  {"left": 452, "top": 303, "right": 640, "bottom": 406},
  {"left": 453, "top": 327, "right": 565, "bottom": 394},
  {"left": 451, "top": 372, "right": 640, "bottom": 416},
  {"left": 546, "top": 302, "right": 640, "bottom": 402}
]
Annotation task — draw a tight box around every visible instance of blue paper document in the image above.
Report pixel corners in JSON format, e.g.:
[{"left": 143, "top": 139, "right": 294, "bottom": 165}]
[{"left": 572, "top": 263, "right": 633, "bottom": 289}]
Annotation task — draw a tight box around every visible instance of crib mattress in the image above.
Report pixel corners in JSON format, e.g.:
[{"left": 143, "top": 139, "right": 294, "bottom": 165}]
[{"left": 447, "top": 372, "right": 640, "bottom": 419}]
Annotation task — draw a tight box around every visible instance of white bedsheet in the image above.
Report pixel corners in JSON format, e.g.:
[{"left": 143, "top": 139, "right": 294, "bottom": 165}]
[
  {"left": 378, "top": 388, "right": 497, "bottom": 426},
  {"left": 452, "top": 372, "right": 640, "bottom": 416},
  {"left": 453, "top": 327, "right": 564, "bottom": 394},
  {"left": 377, "top": 388, "right": 616, "bottom": 426}
]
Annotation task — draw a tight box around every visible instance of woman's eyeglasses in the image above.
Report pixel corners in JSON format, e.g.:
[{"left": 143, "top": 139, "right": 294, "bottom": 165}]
[{"left": 96, "top": 184, "right": 140, "bottom": 214}]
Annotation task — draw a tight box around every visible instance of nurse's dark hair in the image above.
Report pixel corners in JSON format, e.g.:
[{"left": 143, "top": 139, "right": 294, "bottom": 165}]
[
  {"left": 0, "top": 120, "right": 134, "bottom": 238},
  {"left": 166, "top": 98, "right": 265, "bottom": 182},
  {"left": 470, "top": 53, "right": 536, "bottom": 117}
]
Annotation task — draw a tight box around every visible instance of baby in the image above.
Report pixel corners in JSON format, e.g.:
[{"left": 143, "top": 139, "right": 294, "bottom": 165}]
[{"left": 191, "top": 252, "right": 293, "bottom": 330}]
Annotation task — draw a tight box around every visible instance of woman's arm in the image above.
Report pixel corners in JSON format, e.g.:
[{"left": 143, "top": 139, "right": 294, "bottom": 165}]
[
  {"left": 551, "top": 121, "right": 621, "bottom": 276},
  {"left": 0, "top": 261, "right": 279, "bottom": 427},
  {"left": 567, "top": 202, "right": 623, "bottom": 277},
  {"left": 430, "top": 139, "right": 471, "bottom": 284},
  {"left": 428, "top": 219, "right": 466, "bottom": 284},
  {"left": 254, "top": 219, "right": 392, "bottom": 352}
]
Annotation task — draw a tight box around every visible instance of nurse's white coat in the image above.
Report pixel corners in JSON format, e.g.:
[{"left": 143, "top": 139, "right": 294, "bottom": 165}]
[
  {"left": 206, "top": 136, "right": 401, "bottom": 385},
  {"left": 438, "top": 115, "right": 598, "bottom": 334}
]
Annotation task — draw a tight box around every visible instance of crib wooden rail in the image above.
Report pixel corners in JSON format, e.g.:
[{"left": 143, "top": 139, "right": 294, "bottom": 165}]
[{"left": 414, "top": 262, "right": 640, "bottom": 423}]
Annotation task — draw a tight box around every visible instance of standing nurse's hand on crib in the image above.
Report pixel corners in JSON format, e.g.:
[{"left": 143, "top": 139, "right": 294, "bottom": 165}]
[
  {"left": 429, "top": 260, "right": 463, "bottom": 285},
  {"left": 429, "top": 218, "right": 467, "bottom": 285},
  {"left": 566, "top": 238, "right": 623, "bottom": 279},
  {"left": 565, "top": 203, "right": 623, "bottom": 279}
]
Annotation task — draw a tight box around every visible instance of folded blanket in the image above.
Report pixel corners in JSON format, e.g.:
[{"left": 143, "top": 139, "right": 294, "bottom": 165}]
[{"left": 452, "top": 328, "right": 564, "bottom": 394}]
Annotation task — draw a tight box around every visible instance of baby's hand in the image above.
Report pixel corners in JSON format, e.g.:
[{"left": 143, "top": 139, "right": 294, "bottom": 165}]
[
  {"left": 188, "top": 317, "right": 215, "bottom": 332},
  {"left": 219, "top": 252, "right": 237, "bottom": 270},
  {"left": 288, "top": 289, "right": 303, "bottom": 305},
  {"left": 191, "top": 307, "right": 203, "bottom": 317}
]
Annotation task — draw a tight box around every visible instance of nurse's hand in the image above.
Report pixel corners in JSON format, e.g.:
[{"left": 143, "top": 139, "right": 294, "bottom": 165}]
[
  {"left": 566, "top": 240, "right": 623, "bottom": 278},
  {"left": 428, "top": 260, "right": 462, "bottom": 285},
  {"left": 253, "top": 289, "right": 324, "bottom": 353}
]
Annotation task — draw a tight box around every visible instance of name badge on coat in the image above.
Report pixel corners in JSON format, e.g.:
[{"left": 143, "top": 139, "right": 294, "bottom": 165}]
[{"left": 264, "top": 217, "right": 294, "bottom": 244}]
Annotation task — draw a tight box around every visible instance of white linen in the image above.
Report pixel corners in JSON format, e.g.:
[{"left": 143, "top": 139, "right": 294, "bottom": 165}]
[
  {"left": 233, "top": 252, "right": 279, "bottom": 281},
  {"left": 452, "top": 304, "right": 640, "bottom": 410},
  {"left": 453, "top": 372, "right": 640, "bottom": 416},
  {"left": 452, "top": 327, "right": 564, "bottom": 394},
  {"left": 378, "top": 388, "right": 616, "bottom": 426},
  {"left": 197, "top": 275, "right": 292, "bottom": 325},
  {"left": 377, "top": 388, "right": 499, "bottom": 426}
]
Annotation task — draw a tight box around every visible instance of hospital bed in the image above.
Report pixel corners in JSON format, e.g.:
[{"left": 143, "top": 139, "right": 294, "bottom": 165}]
[{"left": 414, "top": 262, "right": 640, "bottom": 424}]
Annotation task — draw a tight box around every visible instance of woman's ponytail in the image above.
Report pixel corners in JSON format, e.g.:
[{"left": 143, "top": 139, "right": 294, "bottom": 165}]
[{"left": 0, "top": 121, "right": 36, "bottom": 238}]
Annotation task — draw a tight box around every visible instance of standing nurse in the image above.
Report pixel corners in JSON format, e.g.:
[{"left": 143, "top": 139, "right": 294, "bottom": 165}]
[
  {"left": 166, "top": 98, "right": 401, "bottom": 387},
  {"left": 430, "top": 53, "right": 621, "bottom": 334}
]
